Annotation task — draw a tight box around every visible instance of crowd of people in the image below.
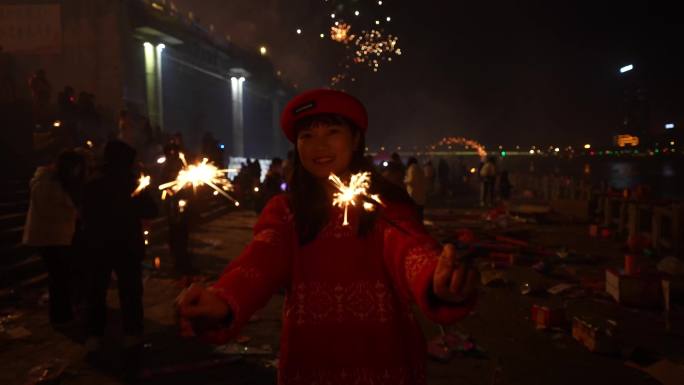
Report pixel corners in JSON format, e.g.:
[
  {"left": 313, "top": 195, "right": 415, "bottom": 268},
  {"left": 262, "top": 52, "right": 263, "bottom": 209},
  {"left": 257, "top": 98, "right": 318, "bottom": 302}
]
[
  {"left": 380, "top": 151, "right": 514, "bottom": 212},
  {"left": 22, "top": 140, "right": 157, "bottom": 360},
  {"left": 18, "top": 83, "right": 488, "bottom": 382}
]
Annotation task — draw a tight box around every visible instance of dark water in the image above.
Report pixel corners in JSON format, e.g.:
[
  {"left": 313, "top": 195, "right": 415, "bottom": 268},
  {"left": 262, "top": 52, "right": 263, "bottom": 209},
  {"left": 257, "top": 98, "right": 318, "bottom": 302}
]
[{"left": 498, "top": 156, "right": 683, "bottom": 200}]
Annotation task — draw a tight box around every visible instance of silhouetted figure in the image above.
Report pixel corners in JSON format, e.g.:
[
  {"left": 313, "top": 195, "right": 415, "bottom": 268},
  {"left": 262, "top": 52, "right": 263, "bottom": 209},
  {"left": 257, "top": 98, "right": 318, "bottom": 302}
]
[
  {"left": 255, "top": 157, "right": 284, "bottom": 213},
  {"left": 423, "top": 159, "right": 435, "bottom": 196},
  {"left": 499, "top": 170, "right": 513, "bottom": 201},
  {"left": 480, "top": 156, "right": 497, "bottom": 207},
  {"left": 437, "top": 158, "right": 450, "bottom": 197},
  {"left": 23, "top": 150, "right": 87, "bottom": 326},
  {"left": 282, "top": 150, "right": 295, "bottom": 185},
  {"left": 82, "top": 140, "right": 157, "bottom": 351},
  {"left": 201, "top": 131, "right": 222, "bottom": 166},
  {"left": 28, "top": 69, "right": 51, "bottom": 123},
  {"left": 161, "top": 141, "right": 192, "bottom": 273},
  {"left": 57, "top": 86, "right": 77, "bottom": 122},
  {"left": 382, "top": 152, "right": 405, "bottom": 186},
  {"left": 405, "top": 157, "right": 427, "bottom": 221}
]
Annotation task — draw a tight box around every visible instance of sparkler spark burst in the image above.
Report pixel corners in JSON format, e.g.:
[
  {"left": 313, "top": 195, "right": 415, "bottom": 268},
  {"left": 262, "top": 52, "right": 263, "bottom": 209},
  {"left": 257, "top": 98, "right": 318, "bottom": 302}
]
[
  {"left": 438, "top": 137, "right": 488, "bottom": 158},
  {"left": 329, "top": 172, "right": 383, "bottom": 226},
  {"left": 158, "top": 154, "right": 237, "bottom": 202},
  {"left": 131, "top": 174, "right": 151, "bottom": 197}
]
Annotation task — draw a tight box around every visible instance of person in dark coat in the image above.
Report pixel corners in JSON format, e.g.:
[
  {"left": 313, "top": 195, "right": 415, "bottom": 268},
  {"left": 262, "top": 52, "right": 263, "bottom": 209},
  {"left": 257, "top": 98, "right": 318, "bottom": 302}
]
[
  {"left": 255, "top": 157, "right": 284, "bottom": 213},
  {"left": 82, "top": 140, "right": 157, "bottom": 351},
  {"left": 161, "top": 141, "right": 193, "bottom": 273},
  {"left": 499, "top": 170, "right": 513, "bottom": 201}
]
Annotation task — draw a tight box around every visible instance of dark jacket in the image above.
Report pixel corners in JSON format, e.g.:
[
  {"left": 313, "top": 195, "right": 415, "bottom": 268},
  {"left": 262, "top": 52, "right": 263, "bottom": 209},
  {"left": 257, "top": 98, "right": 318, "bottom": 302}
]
[{"left": 82, "top": 172, "right": 157, "bottom": 258}]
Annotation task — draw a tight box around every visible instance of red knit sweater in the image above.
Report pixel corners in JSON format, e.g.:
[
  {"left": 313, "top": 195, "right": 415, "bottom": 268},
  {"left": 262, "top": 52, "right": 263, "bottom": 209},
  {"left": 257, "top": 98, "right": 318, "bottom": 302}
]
[{"left": 206, "top": 195, "right": 473, "bottom": 385}]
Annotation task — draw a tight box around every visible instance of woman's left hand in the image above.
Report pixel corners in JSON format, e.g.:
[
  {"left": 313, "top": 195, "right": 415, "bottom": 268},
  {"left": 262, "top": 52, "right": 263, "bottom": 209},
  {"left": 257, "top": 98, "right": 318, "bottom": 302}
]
[{"left": 432, "top": 244, "right": 479, "bottom": 303}]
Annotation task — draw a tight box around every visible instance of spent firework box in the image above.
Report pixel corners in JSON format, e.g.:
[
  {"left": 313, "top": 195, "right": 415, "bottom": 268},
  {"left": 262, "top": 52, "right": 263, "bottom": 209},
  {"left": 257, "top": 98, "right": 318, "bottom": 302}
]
[
  {"left": 531, "top": 304, "right": 566, "bottom": 329},
  {"left": 605, "top": 269, "right": 662, "bottom": 308},
  {"left": 572, "top": 316, "right": 619, "bottom": 354}
]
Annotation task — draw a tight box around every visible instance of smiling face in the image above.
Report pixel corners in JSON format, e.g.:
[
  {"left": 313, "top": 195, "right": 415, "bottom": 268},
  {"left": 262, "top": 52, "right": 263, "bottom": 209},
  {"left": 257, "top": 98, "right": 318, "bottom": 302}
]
[{"left": 296, "top": 119, "right": 360, "bottom": 179}]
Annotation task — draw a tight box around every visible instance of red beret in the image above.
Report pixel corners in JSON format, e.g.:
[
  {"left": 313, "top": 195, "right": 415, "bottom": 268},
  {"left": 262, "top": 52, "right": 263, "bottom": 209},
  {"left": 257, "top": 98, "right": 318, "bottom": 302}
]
[{"left": 280, "top": 89, "right": 368, "bottom": 143}]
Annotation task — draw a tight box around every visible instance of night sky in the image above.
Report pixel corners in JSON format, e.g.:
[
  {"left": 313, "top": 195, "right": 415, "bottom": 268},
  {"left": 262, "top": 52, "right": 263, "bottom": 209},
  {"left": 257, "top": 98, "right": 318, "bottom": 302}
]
[{"left": 174, "top": 0, "right": 683, "bottom": 149}]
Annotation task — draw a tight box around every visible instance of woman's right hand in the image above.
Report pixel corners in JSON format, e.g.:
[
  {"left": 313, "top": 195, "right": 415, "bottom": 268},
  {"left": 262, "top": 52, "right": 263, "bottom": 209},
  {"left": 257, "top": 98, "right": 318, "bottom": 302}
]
[{"left": 176, "top": 283, "right": 231, "bottom": 321}]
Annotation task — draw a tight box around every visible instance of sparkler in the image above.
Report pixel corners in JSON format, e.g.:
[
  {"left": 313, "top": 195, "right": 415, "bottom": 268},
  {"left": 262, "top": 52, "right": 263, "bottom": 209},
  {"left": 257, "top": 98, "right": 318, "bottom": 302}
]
[
  {"left": 328, "top": 172, "right": 419, "bottom": 237},
  {"left": 329, "top": 172, "right": 383, "bottom": 226},
  {"left": 132, "top": 174, "right": 151, "bottom": 197},
  {"left": 158, "top": 153, "right": 238, "bottom": 203}
]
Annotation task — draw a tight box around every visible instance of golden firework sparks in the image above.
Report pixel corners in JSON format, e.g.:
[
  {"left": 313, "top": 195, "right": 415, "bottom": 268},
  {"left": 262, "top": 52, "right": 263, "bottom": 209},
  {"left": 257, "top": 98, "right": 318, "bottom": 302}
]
[
  {"left": 330, "top": 22, "right": 353, "bottom": 43},
  {"left": 437, "top": 137, "right": 487, "bottom": 158},
  {"left": 352, "top": 29, "right": 400, "bottom": 70},
  {"left": 158, "top": 154, "right": 238, "bottom": 203},
  {"left": 329, "top": 172, "right": 383, "bottom": 226},
  {"left": 131, "top": 174, "right": 151, "bottom": 197}
]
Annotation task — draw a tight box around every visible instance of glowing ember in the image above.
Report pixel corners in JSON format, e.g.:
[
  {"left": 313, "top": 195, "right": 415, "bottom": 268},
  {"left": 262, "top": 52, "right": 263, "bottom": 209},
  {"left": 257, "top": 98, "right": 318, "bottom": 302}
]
[
  {"left": 329, "top": 172, "right": 383, "bottom": 226},
  {"left": 331, "top": 22, "right": 353, "bottom": 43},
  {"left": 158, "top": 154, "right": 237, "bottom": 202},
  {"left": 131, "top": 174, "right": 151, "bottom": 197}
]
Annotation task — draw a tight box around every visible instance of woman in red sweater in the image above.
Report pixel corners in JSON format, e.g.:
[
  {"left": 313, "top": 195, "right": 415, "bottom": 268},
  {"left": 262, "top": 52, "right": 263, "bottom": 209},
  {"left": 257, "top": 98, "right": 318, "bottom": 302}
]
[{"left": 177, "top": 89, "right": 478, "bottom": 385}]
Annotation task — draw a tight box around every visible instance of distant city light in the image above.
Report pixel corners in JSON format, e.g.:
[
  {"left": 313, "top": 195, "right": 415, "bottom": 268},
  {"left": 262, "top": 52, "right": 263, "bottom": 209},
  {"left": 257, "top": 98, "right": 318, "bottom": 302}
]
[
  {"left": 386, "top": 16, "right": 391, "bottom": 22},
  {"left": 259, "top": 46, "right": 267, "bottom": 55},
  {"left": 665, "top": 123, "right": 675, "bottom": 129},
  {"left": 382, "top": 161, "right": 389, "bottom": 167},
  {"left": 320, "top": 33, "right": 325, "bottom": 38},
  {"left": 296, "top": 28, "right": 302, "bottom": 34},
  {"left": 529, "top": 149, "right": 535, "bottom": 154},
  {"left": 330, "top": 13, "right": 335, "bottom": 18},
  {"left": 378, "top": 0, "right": 383, "bottom": 5},
  {"left": 156, "top": 156, "right": 166, "bottom": 164},
  {"left": 671, "top": 141, "right": 676, "bottom": 146},
  {"left": 355, "top": 10, "right": 360, "bottom": 16},
  {"left": 554, "top": 147, "right": 560, "bottom": 152},
  {"left": 375, "top": 20, "right": 380, "bottom": 25},
  {"left": 219, "top": 144, "right": 225, "bottom": 149},
  {"left": 619, "top": 64, "right": 634, "bottom": 74},
  {"left": 470, "top": 167, "right": 477, "bottom": 174},
  {"left": 615, "top": 134, "right": 640, "bottom": 147},
  {"left": 254, "top": 187, "right": 260, "bottom": 192},
  {"left": 52, "top": 120, "right": 61, "bottom": 128},
  {"left": 584, "top": 144, "right": 591, "bottom": 149}
]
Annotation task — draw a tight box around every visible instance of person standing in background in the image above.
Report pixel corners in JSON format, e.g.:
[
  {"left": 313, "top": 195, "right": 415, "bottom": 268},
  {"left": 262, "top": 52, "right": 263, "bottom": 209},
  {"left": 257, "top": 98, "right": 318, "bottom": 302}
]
[{"left": 405, "top": 157, "right": 427, "bottom": 221}]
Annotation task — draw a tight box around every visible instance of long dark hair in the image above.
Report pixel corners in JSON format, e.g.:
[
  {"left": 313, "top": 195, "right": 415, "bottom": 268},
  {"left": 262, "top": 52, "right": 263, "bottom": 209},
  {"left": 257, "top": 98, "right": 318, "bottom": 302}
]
[{"left": 288, "top": 114, "right": 414, "bottom": 245}]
